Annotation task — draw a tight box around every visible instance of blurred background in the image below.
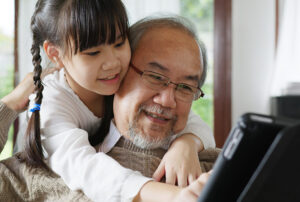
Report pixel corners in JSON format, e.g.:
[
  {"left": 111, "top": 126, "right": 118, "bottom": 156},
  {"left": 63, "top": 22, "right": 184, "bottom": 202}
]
[{"left": 1, "top": 0, "right": 299, "bottom": 158}]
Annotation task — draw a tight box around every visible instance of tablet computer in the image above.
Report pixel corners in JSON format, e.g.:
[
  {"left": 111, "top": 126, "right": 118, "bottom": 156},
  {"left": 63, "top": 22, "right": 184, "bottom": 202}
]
[
  {"left": 198, "top": 113, "right": 296, "bottom": 202},
  {"left": 237, "top": 123, "right": 300, "bottom": 202}
]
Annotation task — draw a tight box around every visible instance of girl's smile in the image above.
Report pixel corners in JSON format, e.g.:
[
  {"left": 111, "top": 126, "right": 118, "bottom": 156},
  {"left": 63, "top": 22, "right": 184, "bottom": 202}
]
[{"left": 98, "top": 73, "right": 120, "bottom": 84}]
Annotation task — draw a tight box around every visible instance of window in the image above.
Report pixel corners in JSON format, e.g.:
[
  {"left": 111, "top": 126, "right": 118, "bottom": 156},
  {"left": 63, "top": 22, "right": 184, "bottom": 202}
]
[{"left": 180, "top": 0, "right": 214, "bottom": 129}]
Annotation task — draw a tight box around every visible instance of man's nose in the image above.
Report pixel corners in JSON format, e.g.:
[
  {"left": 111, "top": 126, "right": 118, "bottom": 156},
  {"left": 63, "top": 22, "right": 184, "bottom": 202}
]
[
  {"left": 153, "top": 85, "right": 177, "bottom": 109},
  {"left": 102, "top": 49, "right": 120, "bottom": 70}
]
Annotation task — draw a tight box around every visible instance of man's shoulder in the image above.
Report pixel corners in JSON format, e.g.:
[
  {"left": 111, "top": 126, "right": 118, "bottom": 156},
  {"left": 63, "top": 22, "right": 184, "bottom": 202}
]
[{"left": 0, "top": 152, "right": 91, "bottom": 202}]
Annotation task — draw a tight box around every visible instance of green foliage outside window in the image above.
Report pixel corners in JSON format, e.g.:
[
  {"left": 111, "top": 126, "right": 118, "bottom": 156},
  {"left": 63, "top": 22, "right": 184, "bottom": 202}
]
[{"left": 180, "top": 0, "right": 214, "bottom": 129}]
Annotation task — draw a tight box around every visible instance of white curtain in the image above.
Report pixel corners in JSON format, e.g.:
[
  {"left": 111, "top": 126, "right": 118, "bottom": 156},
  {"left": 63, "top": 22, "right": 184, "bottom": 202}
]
[
  {"left": 270, "top": 0, "right": 300, "bottom": 96},
  {"left": 122, "top": 0, "right": 180, "bottom": 25}
]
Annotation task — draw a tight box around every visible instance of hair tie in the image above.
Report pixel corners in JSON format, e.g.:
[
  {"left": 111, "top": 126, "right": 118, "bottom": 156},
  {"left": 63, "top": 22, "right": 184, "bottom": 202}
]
[{"left": 30, "top": 103, "right": 41, "bottom": 112}]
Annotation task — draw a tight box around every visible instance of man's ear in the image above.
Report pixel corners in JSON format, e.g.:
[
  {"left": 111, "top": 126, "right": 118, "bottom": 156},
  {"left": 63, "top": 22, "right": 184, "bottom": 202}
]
[{"left": 43, "top": 41, "right": 64, "bottom": 67}]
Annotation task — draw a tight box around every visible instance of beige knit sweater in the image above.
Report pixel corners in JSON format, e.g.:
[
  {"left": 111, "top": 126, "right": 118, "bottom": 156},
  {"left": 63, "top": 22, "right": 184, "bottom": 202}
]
[
  {"left": 0, "top": 139, "right": 220, "bottom": 201},
  {"left": 0, "top": 102, "right": 220, "bottom": 201},
  {"left": 0, "top": 101, "right": 18, "bottom": 153}
]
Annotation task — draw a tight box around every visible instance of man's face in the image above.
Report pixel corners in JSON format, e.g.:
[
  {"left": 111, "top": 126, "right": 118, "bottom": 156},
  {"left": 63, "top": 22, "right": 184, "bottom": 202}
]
[{"left": 114, "top": 27, "right": 203, "bottom": 148}]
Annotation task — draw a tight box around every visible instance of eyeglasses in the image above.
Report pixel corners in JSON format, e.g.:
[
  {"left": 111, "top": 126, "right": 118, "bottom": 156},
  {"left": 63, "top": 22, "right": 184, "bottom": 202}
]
[{"left": 130, "top": 63, "right": 204, "bottom": 102}]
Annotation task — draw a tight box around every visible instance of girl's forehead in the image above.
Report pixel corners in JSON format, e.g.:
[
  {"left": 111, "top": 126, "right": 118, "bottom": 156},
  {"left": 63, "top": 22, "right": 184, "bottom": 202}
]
[{"left": 64, "top": 23, "right": 127, "bottom": 55}]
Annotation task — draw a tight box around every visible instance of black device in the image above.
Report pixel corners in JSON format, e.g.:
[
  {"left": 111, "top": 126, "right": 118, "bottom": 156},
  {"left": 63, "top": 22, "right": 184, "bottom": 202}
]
[
  {"left": 237, "top": 123, "right": 300, "bottom": 202},
  {"left": 198, "top": 113, "right": 298, "bottom": 202}
]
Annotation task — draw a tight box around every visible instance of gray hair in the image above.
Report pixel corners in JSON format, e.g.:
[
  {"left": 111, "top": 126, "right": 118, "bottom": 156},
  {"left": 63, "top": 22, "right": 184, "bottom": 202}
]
[{"left": 129, "top": 15, "right": 207, "bottom": 88}]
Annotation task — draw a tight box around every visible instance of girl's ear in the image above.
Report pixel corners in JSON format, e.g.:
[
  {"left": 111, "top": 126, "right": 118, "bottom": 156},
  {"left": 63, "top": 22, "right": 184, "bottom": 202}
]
[{"left": 43, "top": 41, "right": 64, "bottom": 67}]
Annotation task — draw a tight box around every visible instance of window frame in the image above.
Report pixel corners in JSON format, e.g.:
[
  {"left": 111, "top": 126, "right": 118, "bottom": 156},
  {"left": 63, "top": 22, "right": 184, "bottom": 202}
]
[
  {"left": 213, "top": 0, "right": 232, "bottom": 147},
  {"left": 13, "top": 0, "right": 19, "bottom": 145}
]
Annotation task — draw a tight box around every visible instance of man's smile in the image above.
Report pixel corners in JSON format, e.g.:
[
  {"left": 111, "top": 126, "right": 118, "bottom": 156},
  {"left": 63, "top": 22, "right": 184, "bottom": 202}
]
[{"left": 144, "top": 110, "right": 171, "bottom": 124}]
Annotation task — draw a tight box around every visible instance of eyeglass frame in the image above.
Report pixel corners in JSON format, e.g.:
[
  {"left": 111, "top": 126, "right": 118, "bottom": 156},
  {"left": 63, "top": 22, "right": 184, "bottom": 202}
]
[{"left": 130, "top": 62, "right": 205, "bottom": 102}]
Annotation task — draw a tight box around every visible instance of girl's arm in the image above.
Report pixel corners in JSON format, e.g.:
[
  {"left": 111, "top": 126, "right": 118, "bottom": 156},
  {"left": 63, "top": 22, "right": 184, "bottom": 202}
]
[
  {"left": 135, "top": 171, "right": 211, "bottom": 202},
  {"left": 39, "top": 74, "right": 151, "bottom": 201},
  {"left": 179, "top": 110, "right": 215, "bottom": 150},
  {"left": 153, "top": 110, "right": 215, "bottom": 186}
]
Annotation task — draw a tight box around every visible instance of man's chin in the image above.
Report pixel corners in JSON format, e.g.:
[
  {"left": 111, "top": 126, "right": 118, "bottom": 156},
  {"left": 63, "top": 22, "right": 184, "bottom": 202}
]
[
  {"left": 129, "top": 127, "right": 173, "bottom": 149},
  {"left": 131, "top": 134, "right": 172, "bottom": 149}
]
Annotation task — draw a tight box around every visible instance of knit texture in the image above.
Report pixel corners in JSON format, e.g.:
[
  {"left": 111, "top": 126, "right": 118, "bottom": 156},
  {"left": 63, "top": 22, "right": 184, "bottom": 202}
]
[
  {"left": 108, "top": 137, "right": 220, "bottom": 178},
  {"left": 0, "top": 101, "right": 18, "bottom": 152},
  {"left": 0, "top": 137, "right": 220, "bottom": 201}
]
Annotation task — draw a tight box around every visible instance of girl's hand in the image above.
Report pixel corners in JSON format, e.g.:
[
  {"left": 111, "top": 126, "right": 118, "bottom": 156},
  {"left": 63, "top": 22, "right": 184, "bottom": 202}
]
[
  {"left": 153, "top": 133, "right": 204, "bottom": 187},
  {"left": 173, "top": 171, "right": 212, "bottom": 202},
  {"left": 134, "top": 171, "right": 212, "bottom": 202}
]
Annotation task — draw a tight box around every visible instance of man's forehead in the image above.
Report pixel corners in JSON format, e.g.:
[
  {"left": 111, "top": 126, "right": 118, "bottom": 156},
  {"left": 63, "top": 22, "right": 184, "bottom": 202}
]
[
  {"left": 136, "top": 27, "right": 201, "bottom": 59},
  {"left": 140, "top": 27, "right": 194, "bottom": 46},
  {"left": 133, "top": 27, "right": 202, "bottom": 75}
]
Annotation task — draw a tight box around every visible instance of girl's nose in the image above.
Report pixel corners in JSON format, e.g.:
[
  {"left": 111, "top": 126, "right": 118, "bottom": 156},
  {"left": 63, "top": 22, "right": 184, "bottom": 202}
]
[{"left": 102, "top": 50, "right": 120, "bottom": 70}]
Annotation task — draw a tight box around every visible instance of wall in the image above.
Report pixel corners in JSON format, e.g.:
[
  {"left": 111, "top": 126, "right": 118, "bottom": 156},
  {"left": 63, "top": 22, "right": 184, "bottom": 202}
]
[{"left": 232, "top": 0, "right": 276, "bottom": 124}]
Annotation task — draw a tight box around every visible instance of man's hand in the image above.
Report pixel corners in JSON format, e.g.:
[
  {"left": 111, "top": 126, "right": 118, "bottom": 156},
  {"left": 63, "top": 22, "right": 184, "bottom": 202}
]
[
  {"left": 1, "top": 67, "right": 60, "bottom": 112},
  {"left": 153, "top": 134, "right": 203, "bottom": 187}
]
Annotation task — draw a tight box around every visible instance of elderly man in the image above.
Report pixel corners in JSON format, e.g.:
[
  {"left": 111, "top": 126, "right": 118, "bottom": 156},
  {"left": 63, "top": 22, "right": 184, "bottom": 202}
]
[
  {"left": 0, "top": 16, "right": 219, "bottom": 202},
  {"left": 115, "top": 17, "right": 207, "bottom": 149},
  {"left": 103, "top": 16, "right": 219, "bottom": 201},
  {"left": 103, "top": 15, "right": 217, "bottom": 177}
]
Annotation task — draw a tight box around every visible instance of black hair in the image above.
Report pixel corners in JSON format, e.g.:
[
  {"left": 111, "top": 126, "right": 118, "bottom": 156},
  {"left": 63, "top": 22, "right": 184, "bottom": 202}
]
[{"left": 24, "top": 0, "right": 128, "bottom": 168}]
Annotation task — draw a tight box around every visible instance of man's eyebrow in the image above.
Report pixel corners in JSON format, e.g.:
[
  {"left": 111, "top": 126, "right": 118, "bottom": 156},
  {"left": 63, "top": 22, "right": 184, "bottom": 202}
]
[
  {"left": 148, "top": 62, "right": 169, "bottom": 72},
  {"left": 185, "top": 75, "right": 200, "bottom": 84}
]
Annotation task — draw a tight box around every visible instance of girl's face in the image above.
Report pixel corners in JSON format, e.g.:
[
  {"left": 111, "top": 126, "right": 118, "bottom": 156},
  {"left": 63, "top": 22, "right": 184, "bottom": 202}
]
[{"left": 61, "top": 33, "right": 131, "bottom": 99}]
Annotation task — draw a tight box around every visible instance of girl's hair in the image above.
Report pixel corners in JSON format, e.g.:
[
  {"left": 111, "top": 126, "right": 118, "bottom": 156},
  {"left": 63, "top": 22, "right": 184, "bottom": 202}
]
[{"left": 24, "top": 0, "right": 128, "bottom": 169}]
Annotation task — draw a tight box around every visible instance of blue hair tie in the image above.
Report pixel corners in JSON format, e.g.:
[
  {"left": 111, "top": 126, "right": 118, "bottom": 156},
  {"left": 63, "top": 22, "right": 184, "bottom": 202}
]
[{"left": 30, "top": 103, "right": 41, "bottom": 112}]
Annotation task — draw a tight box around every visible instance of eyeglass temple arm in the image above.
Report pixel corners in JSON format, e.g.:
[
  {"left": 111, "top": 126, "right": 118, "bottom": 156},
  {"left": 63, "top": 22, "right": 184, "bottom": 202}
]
[{"left": 130, "top": 63, "right": 143, "bottom": 75}]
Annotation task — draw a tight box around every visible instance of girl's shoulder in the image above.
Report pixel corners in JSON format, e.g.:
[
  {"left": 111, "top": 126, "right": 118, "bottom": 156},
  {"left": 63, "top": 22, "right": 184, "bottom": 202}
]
[
  {"left": 41, "top": 68, "right": 79, "bottom": 111},
  {"left": 42, "top": 69, "right": 75, "bottom": 98},
  {"left": 40, "top": 68, "right": 98, "bottom": 120},
  {"left": 43, "top": 68, "right": 67, "bottom": 90}
]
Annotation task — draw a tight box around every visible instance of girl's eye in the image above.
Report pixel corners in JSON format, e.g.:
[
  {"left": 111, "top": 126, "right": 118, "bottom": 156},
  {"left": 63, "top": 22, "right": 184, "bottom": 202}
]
[
  {"left": 115, "top": 40, "right": 125, "bottom": 48},
  {"left": 85, "top": 51, "right": 100, "bottom": 56}
]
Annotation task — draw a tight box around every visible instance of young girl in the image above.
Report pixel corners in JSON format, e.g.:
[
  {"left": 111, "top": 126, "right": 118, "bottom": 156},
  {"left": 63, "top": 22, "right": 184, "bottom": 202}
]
[{"left": 25, "top": 0, "right": 215, "bottom": 201}]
